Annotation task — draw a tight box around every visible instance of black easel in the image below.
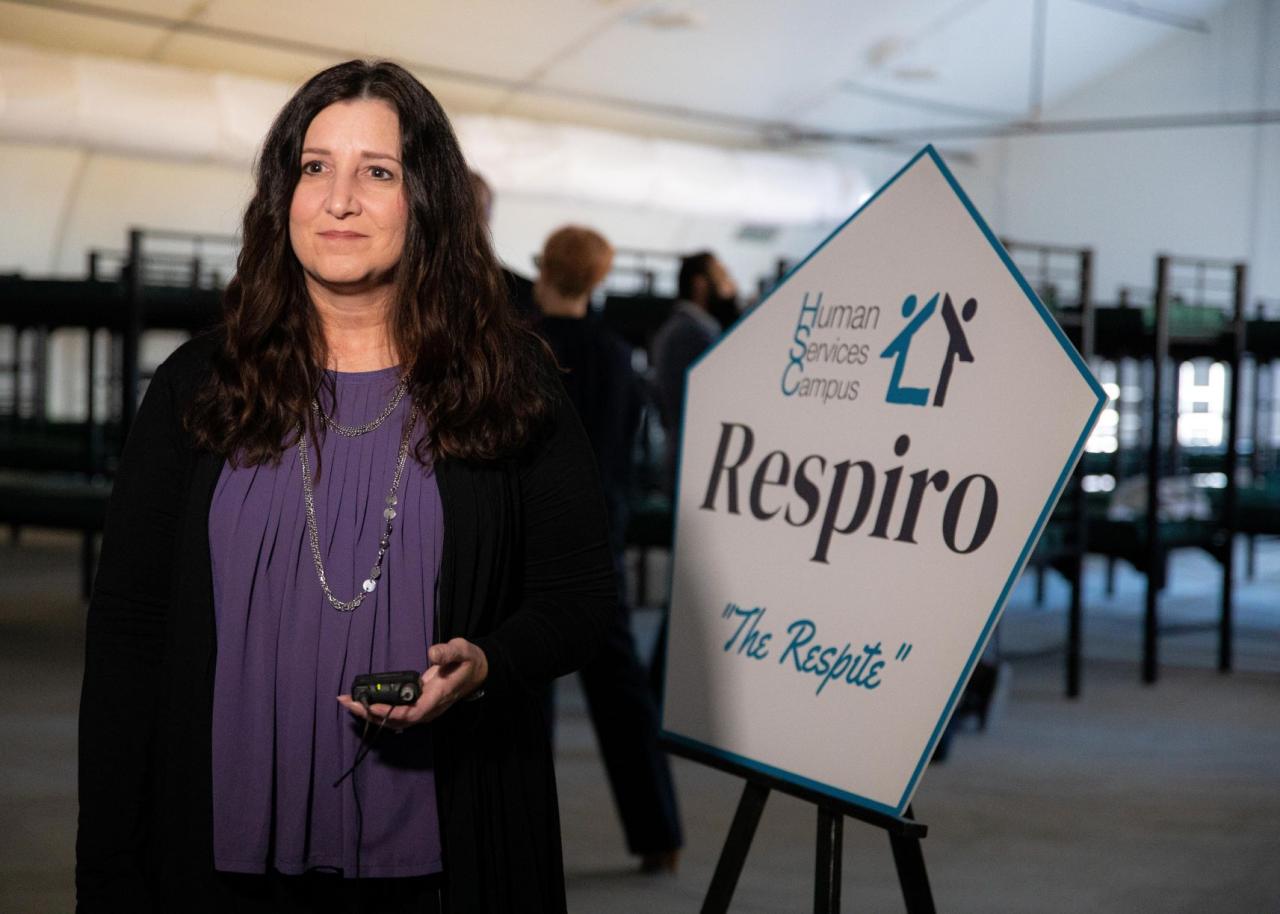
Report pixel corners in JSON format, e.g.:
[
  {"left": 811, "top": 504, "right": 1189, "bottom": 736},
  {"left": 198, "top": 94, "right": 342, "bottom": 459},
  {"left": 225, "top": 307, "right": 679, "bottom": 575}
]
[{"left": 663, "top": 739, "right": 935, "bottom": 914}]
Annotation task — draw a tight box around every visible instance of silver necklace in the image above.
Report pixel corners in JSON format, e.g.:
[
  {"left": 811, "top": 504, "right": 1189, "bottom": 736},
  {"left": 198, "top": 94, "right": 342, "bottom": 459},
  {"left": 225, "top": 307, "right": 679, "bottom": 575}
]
[
  {"left": 298, "top": 406, "right": 418, "bottom": 612},
  {"left": 312, "top": 378, "right": 408, "bottom": 438}
]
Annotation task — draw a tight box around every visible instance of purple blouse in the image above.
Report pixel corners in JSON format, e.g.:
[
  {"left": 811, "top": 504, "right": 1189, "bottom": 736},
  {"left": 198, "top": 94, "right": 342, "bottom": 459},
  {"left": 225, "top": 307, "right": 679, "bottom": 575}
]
[{"left": 208, "top": 366, "right": 444, "bottom": 878}]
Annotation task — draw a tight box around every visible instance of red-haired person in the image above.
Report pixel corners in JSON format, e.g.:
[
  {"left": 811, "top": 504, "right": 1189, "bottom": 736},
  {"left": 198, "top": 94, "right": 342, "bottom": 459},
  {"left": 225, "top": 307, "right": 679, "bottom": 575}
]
[{"left": 533, "top": 226, "right": 683, "bottom": 874}]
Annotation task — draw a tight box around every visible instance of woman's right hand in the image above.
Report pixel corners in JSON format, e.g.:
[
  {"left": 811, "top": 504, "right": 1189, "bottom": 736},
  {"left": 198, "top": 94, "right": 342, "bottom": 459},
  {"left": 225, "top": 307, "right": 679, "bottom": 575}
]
[{"left": 337, "top": 637, "right": 488, "bottom": 730}]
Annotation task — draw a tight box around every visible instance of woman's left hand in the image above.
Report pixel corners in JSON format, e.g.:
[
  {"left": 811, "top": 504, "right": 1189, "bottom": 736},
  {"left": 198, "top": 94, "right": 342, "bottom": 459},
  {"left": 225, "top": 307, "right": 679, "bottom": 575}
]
[{"left": 337, "top": 638, "right": 489, "bottom": 731}]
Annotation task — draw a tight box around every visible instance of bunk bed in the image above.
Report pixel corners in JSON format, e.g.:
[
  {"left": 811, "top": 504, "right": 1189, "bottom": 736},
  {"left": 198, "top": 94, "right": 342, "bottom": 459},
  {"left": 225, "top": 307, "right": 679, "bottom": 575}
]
[
  {"left": 1086, "top": 256, "right": 1247, "bottom": 682},
  {"left": 1236, "top": 298, "right": 1280, "bottom": 576},
  {"left": 1001, "top": 239, "right": 1096, "bottom": 698},
  {"left": 0, "top": 228, "right": 232, "bottom": 595}
]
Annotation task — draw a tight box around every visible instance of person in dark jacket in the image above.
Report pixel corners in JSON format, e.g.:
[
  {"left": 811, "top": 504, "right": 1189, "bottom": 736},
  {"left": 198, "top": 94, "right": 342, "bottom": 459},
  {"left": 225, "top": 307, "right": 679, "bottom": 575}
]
[
  {"left": 470, "top": 170, "right": 536, "bottom": 320},
  {"left": 76, "top": 59, "right": 615, "bottom": 914},
  {"left": 650, "top": 251, "right": 738, "bottom": 494},
  {"left": 532, "top": 226, "right": 683, "bottom": 873},
  {"left": 645, "top": 252, "right": 737, "bottom": 701}
]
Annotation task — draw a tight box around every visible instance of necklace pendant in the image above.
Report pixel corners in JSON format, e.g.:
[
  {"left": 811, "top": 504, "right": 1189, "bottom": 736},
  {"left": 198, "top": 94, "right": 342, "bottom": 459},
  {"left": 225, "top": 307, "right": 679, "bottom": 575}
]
[{"left": 299, "top": 405, "right": 416, "bottom": 614}]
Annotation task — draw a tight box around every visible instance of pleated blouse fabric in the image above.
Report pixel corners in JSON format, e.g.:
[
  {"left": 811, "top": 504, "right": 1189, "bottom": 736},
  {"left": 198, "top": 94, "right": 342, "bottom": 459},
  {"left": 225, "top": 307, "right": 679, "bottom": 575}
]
[{"left": 207, "top": 366, "right": 444, "bottom": 878}]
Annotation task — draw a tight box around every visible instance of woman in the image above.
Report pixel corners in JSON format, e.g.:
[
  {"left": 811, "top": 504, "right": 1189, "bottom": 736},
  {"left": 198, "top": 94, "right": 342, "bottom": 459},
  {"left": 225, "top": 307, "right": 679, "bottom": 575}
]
[{"left": 76, "top": 60, "right": 615, "bottom": 914}]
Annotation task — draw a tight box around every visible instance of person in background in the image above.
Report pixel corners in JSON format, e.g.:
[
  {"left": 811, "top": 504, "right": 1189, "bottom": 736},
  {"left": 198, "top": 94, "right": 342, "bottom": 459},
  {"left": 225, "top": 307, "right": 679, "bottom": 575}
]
[
  {"left": 650, "top": 251, "right": 739, "bottom": 494},
  {"left": 646, "top": 251, "right": 737, "bottom": 702},
  {"left": 470, "top": 170, "right": 536, "bottom": 318},
  {"left": 533, "top": 225, "right": 684, "bottom": 874}
]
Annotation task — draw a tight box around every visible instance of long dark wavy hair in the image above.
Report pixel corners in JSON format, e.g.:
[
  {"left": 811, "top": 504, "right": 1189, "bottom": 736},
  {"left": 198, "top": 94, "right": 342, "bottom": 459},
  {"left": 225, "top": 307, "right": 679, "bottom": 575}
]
[{"left": 187, "top": 59, "right": 554, "bottom": 465}]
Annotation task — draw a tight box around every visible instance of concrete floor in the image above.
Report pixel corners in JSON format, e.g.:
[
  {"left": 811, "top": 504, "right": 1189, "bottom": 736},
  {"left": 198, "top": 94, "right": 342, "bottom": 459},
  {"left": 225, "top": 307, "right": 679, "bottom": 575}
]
[{"left": 2, "top": 530, "right": 1279, "bottom": 913}]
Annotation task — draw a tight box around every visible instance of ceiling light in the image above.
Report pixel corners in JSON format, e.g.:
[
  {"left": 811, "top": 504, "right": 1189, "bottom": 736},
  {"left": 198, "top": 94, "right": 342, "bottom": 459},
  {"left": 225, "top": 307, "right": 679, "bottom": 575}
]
[
  {"left": 630, "top": 5, "right": 706, "bottom": 30},
  {"left": 891, "top": 65, "right": 939, "bottom": 81},
  {"left": 865, "top": 37, "right": 906, "bottom": 69}
]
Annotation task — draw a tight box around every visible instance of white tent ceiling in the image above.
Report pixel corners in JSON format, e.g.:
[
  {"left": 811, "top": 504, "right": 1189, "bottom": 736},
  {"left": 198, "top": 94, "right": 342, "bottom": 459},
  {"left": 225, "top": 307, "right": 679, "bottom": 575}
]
[
  {"left": 0, "top": 0, "right": 1238, "bottom": 151},
  {"left": 0, "top": 40, "right": 875, "bottom": 222}
]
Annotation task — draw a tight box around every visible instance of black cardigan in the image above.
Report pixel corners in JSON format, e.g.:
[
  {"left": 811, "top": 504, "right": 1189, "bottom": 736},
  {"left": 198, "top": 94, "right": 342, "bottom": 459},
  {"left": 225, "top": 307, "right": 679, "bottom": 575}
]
[{"left": 75, "top": 334, "right": 616, "bottom": 913}]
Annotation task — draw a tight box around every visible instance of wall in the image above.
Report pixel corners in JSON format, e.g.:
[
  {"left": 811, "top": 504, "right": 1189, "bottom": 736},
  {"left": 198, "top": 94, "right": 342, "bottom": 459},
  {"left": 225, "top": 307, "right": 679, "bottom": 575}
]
[
  {"left": 0, "top": 148, "right": 853, "bottom": 292},
  {"left": 987, "top": 0, "right": 1280, "bottom": 302},
  {"left": 0, "top": 143, "right": 253, "bottom": 276}
]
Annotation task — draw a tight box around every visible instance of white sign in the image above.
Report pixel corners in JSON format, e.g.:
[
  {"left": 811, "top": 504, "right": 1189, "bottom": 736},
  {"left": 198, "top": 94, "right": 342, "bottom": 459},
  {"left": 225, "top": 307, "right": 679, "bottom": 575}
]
[{"left": 661, "top": 147, "right": 1105, "bottom": 816}]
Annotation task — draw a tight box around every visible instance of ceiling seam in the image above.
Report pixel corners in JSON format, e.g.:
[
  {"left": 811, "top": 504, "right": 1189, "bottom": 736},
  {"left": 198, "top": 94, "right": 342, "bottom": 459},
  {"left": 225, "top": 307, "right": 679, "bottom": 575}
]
[
  {"left": 1067, "top": 0, "right": 1211, "bottom": 33},
  {"left": 776, "top": 0, "right": 995, "bottom": 128},
  {"left": 144, "top": 0, "right": 211, "bottom": 61},
  {"left": 488, "top": 1, "right": 645, "bottom": 115},
  {"left": 0, "top": 0, "right": 798, "bottom": 145},
  {"left": 3, "top": 0, "right": 526, "bottom": 91},
  {"left": 0, "top": 0, "right": 978, "bottom": 159},
  {"left": 838, "top": 82, "right": 1022, "bottom": 122},
  {"left": 1243, "top": 0, "right": 1273, "bottom": 283},
  {"left": 791, "top": 107, "right": 1280, "bottom": 144},
  {"left": 1028, "top": 0, "right": 1047, "bottom": 118}
]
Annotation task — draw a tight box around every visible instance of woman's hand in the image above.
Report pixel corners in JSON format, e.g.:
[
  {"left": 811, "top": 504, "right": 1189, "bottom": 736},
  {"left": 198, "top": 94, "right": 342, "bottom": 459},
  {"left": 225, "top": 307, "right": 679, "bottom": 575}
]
[{"left": 336, "top": 638, "right": 489, "bottom": 731}]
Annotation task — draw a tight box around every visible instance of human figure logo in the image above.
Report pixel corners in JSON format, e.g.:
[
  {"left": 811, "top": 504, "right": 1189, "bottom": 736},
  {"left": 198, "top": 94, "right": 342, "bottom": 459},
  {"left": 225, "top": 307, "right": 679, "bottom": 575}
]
[{"left": 880, "top": 292, "right": 978, "bottom": 407}]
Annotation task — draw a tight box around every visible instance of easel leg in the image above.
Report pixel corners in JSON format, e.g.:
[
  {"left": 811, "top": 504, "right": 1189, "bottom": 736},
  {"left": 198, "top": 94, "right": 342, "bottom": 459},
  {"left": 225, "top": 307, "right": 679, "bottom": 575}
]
[
  {"left": 701, "top": 781, "right": 769, "bottom": 914},
  {"left": 888, "top": 805, "right": 936, "bottom": 914},
  {"left": 814, "top": 806, "right": 843, "bottom": 914}
]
